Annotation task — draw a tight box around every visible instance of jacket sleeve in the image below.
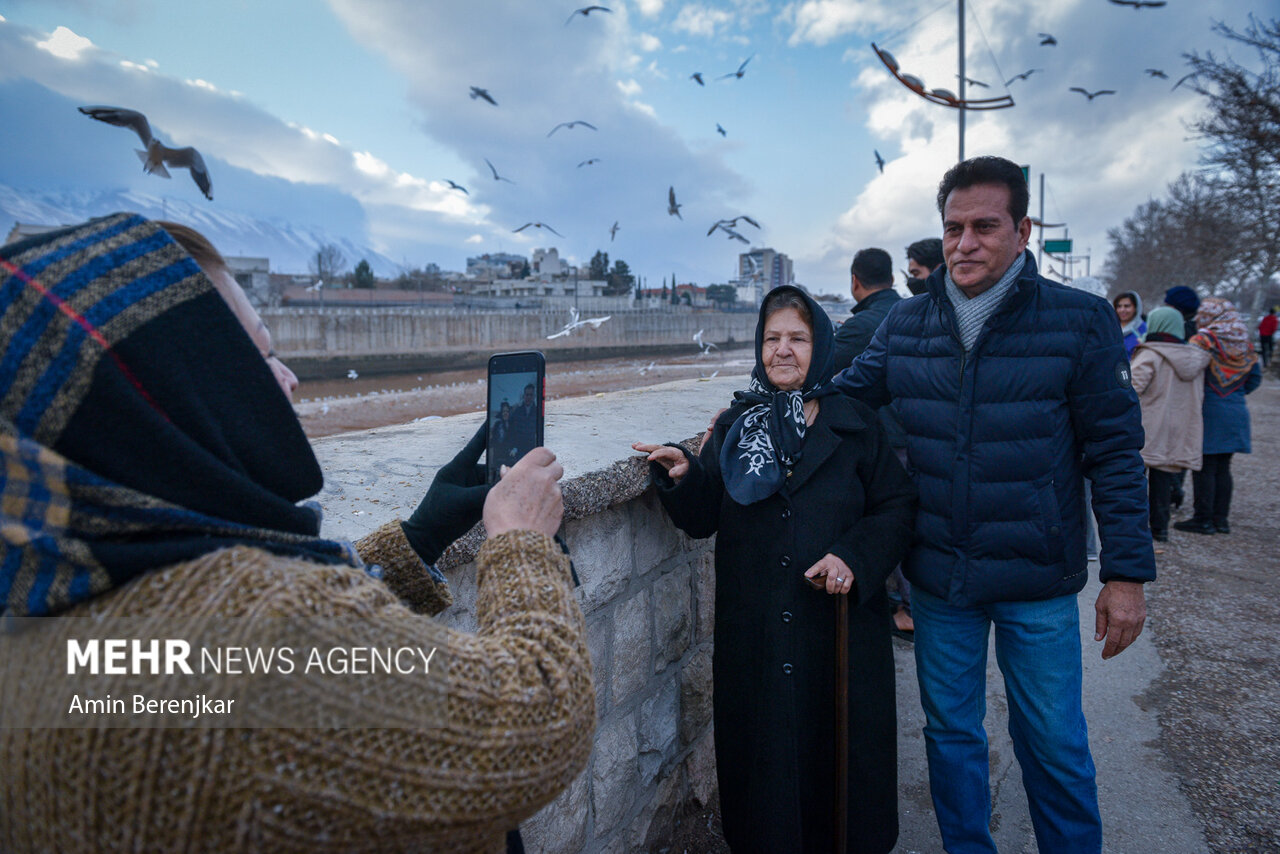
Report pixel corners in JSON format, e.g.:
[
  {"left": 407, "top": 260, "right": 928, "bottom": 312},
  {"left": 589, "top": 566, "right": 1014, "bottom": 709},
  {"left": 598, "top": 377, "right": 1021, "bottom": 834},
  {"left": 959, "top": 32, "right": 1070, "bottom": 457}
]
[
  {"left": 1068, "top": 301, "right": 1157, "bottom": 584},
  {"left": 651, "top": 431, "right": 725, "bottom": 540},
  {"left": 825, "top": 418, "right": 917, "bottom": 608},
  {"left": 831, "top": 311, "right": 893, "bottom": 409},
  {"left": 1129, "top": 350, "right": 1155, "bottom": 396},
  {"left": 1244, "top": 361, "right": 1263, "bottom": 394},
  {"left": 832, "top": 314, "right": 873, "bottom": 374},
  {"left": 355, "top": 521, "right": 453, "bottom": 615}
]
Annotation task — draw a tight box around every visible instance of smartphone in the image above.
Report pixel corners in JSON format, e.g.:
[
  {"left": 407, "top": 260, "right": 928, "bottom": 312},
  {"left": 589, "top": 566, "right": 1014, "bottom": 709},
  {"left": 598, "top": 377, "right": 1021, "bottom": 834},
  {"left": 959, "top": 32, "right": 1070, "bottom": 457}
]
[{"left": 486, "top": 350, "right": 545, "bottom": 484}]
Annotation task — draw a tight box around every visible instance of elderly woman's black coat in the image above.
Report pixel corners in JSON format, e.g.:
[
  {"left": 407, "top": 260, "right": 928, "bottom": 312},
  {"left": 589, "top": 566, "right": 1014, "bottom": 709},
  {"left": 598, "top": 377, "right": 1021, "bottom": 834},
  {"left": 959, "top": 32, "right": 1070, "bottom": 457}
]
[{"left": 654, "top": 393, "right": 916, "bottom": 854}]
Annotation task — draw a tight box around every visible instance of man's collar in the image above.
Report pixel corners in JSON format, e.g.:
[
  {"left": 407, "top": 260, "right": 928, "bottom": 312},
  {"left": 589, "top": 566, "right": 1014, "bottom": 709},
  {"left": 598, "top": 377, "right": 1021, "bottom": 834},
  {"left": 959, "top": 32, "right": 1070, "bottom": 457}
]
[{"left": 852, "top": 286, "right": 899, "bottom": 313}]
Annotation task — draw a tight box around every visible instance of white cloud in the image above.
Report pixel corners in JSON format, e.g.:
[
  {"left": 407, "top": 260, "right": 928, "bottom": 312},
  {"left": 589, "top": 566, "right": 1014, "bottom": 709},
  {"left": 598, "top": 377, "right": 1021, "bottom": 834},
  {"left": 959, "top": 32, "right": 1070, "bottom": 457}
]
[
  {"left": 637, "top": 32, "right": 662, "bottom": 51},
  {"left": 634, "top": 0, "right": 665, "bottom": 16},
  {"left": 186, "top": 78, "right": 217, "bottom": 91},
  {"left": 780, "top": 1, "right": 901, "bottom": 46},
  {"left": 34, "top": 26, "right": 93, "bottom": 60},
  {"left": 672, "top": 5, "right": 733, "bottom": 37},
  {"left": 120, "top": 59, "right": 149, "bottom": 72},
  {"left": 617, "top": 78, "right": 643, "bottom": 97},
  {"left": 465, "top": 234, "right": 484, "bottom": 244}
]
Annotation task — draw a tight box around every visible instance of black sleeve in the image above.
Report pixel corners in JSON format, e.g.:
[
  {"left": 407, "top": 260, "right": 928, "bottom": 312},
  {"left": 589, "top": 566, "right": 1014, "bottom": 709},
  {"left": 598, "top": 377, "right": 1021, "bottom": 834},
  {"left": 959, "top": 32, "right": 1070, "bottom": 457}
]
[
  {"left": 824, "top": 416, "right": 917, "bottom": 607},
  {"left": 651, "top": 427, "right": 728, "bottom": 540}
]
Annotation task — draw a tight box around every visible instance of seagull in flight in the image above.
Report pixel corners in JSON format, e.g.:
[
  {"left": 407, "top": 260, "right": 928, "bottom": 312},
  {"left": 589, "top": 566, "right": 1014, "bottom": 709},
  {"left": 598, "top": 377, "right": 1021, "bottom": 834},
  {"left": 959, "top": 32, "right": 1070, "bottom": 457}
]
[
  {"left": 577, "top": 158, "right": 601, "bottom": 168},
  {"left": 874, "top": 150, "right": 885, "bottom": 173},
  {"left": 469, "top": 86, "right": 497, "bottom": 106},
  {"left": 547, "top": 120, "right": 598, "bottom": 137},
  {"left": 1038, "top": 33, "right": 1057, "bottom": 46},
  {"left": 1069, "top": 87, "right": 1117, "bottom": 101},
  {"left": 721, "top": 228, "right": 749, "bottom": 244},
  {"left": 957, "top": 75, "right": 989, "bottom": 88},
  {"left": 716, "top": 123, "right": 727, "bottom": 136},
  {"left": 690, "top": 72, "right": 705, "bottom": 86},
  {"left": 719, "top": 55, "right": 754, "bottom": 81},
  {"left": 305, "top": 279, "right": 324, "bottom": 292},
  {"left": 566, "top": 5, "right": 611, "bottom": 24},
  {"left": 1145, "top": 68, "right": 1168, "bottom": 79},
  {"left": 668, "top": 186, "right": 683, "bottom": 220},
  {"left": 547, "top": 306, "right": 611, "bottom": 339},
  {"left": 484, "top": 158, "right": 516, "bottom": 184},
  {"left": 514, "top": 222, "right": 563, "bottom": 238},
  {"left": 610, "top": 221, "right": 620, "bottom": 241},
  {"left": 444, "top": 179, "right": 468, "bottom": 195},
  {"left": 1107, "top": 0, "right": 1166, "bottom": 8},
  {"left": 708, "top": 215, "right": 760, "bottom": 235},
  {"left": 693, "top": 329, "right": 718, "bottom": 354},
  {"left": 78, "top": 106, "right": 213, "bottom": 200},
  {"left": 1005, "top": 69, "right": 1043, "bottom": 85}
]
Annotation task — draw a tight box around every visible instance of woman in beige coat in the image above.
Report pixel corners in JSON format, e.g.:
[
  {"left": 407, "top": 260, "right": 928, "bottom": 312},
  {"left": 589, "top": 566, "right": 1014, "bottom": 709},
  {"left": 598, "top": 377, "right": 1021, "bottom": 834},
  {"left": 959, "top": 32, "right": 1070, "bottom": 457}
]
[{"left": 1130, "top": 306, "right": 1212, "bottom": 541}]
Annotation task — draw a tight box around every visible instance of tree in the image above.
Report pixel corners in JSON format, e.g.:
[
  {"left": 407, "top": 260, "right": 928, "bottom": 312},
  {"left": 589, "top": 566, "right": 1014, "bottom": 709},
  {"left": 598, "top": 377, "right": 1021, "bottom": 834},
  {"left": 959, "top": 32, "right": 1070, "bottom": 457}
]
[
  {"left": 707, "top": 284, "right": 737, "bottom": 307},
  {"left": 352, "top": 258, "right": 375, "bottom": 289},
  {"left": 589, "top": 250, "right": 609, "bottom": 282},
  {"left": 1182, "top": 15, "right": 1280, "bottom": 314},
  {"left": 309, "top": 243, "right": 347, "bottom": 283},
  {"left": 605, "top": 259, "right": 634, "bottom": 296},
  {"left": 1105, "top": 172, "right": 1240, "bottom": 306}
]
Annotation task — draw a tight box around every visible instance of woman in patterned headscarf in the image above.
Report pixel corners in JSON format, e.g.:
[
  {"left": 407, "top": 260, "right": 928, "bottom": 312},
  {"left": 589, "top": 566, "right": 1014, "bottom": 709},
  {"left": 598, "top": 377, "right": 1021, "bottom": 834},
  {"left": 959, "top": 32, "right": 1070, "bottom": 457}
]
[
  {"left": 632, "top": 285, "right": 916, "bottom": 854},
  {"left": 0, "top": 214, "right": 592, "bottom": 853},
  {"left": 1173, "top": 297, "right": 1263, "bottom": 536}
]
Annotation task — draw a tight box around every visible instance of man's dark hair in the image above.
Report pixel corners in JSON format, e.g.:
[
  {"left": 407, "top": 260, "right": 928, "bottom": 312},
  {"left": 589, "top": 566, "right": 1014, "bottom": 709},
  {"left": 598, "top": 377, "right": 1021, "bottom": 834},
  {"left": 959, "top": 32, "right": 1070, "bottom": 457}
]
[
  {"left": 850, "top": 248, "right": 893, "bottom": 288},
  {"left": 905, "top": 238, "right": 944, "bottom": 272},
  {"left": 936, "top": 156, "right": 1029, "bottom": 224}
]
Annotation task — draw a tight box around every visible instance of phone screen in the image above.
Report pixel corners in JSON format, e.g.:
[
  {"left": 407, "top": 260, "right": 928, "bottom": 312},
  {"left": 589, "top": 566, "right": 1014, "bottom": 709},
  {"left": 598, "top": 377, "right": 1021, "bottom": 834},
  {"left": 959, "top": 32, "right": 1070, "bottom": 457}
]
[{"left": 487, "top": 351, "right": 545, "bottom": 483}]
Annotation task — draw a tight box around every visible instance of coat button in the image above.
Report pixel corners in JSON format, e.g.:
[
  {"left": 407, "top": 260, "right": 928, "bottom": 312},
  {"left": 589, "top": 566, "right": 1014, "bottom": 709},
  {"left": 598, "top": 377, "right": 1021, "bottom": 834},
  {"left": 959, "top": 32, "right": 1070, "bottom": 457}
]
[
  {"left": 781, "top": 611, "right": 793, "bottom": 623},
  {"left": 1049, "top": 525, "right": 1061, "bottom": 536},
  {"left": 780, "top": 555, "right": 791, "bottom": 568},
  {"left": 781, "top": 508, "right": 791, "bottom": 519},
  {"left": 782, "top": 663, "right": 793, "bottom": 675}
]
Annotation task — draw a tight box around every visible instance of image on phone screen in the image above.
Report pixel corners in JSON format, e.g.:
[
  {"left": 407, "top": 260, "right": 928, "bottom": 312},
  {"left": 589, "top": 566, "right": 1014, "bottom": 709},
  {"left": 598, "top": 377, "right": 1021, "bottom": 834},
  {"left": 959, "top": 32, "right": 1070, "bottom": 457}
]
[{"left": 488, "top": 371, "right": 539, "bottom": 474}]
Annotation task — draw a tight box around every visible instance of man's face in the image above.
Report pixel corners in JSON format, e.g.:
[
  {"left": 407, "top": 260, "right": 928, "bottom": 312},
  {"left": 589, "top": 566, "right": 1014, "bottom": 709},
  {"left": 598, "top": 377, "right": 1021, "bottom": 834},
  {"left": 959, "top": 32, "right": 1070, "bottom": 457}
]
[
  {"left": 906, "top": 258, "right": 932, "bottom": 280},
  {"left": 523, "top": 386, "right": 535, "bottom": 407},
  {"left": 942, "top": 183, "right": 1031, "bottom": 297}
]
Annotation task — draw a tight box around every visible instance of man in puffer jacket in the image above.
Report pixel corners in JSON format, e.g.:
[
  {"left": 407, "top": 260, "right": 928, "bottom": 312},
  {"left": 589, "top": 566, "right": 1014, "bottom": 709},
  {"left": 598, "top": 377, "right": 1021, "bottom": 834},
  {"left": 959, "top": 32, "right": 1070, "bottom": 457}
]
[{"left": 833, "top": 156, "right": 1155, "bottom": 854}]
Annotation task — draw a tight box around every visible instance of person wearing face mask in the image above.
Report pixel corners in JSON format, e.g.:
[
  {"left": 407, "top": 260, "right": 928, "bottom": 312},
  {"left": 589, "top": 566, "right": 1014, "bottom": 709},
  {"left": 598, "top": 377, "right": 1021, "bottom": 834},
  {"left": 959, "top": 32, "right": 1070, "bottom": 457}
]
[
  {"left": 0, "top": 214, "right": 593, "bottom": 854},
  {"left": 633, "top": 285, "right": 916, "bottom": 854},
  {"left": 904, "top": 237, "right": 944, "bottom": 296}
]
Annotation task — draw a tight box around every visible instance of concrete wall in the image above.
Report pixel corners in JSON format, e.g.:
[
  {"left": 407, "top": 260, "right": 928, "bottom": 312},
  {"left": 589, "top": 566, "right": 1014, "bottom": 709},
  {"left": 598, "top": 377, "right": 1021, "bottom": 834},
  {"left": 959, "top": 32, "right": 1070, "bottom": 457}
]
[
  {"left": 313, "top": 378, "right": 745, "bottom": 853},
  {"left": 264, "top": 306, "right": 758, "bottom": 361}
]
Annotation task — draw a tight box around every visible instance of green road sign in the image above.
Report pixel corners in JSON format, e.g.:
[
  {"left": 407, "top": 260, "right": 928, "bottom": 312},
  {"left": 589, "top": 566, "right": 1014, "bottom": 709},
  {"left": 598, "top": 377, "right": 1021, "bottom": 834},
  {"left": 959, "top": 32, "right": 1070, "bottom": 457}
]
[{"left": 1044, "top": 239, "right": 1073, "bottom": 254}]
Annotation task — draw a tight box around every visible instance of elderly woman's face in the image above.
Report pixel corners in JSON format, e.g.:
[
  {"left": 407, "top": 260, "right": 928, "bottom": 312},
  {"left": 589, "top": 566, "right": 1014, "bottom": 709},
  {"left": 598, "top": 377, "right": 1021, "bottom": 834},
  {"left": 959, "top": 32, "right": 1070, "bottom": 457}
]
[
  {"left": 762, "top": 307, "right": 813, "bottom": 391},
  {"left": 206, "top": 266, "right": 299, "bottom": 401}
]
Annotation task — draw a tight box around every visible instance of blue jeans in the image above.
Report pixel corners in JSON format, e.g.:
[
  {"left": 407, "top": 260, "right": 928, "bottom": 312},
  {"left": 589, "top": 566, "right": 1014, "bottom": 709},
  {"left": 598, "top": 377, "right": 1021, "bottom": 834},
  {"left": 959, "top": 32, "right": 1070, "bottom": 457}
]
[{"left": 912, "top": 587, "right": 1101, "bottom": 853}]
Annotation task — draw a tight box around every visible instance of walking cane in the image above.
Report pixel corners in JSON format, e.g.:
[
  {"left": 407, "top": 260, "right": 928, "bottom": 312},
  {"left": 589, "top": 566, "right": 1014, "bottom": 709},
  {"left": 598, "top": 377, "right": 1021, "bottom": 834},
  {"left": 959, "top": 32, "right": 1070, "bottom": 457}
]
[{"left": 835, "top": 593, "right": 849, "bottom": 854}]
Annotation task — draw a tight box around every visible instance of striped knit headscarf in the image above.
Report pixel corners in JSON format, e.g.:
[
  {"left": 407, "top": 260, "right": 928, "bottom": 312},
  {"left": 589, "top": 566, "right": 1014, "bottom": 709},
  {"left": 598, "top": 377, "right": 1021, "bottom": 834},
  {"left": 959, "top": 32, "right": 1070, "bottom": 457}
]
[
  {"left": 1191, "top": 297, "right": 1259, "bottom": 397},
  {"left": 1, "top": 214, "right": 363, "bottom": 617}
]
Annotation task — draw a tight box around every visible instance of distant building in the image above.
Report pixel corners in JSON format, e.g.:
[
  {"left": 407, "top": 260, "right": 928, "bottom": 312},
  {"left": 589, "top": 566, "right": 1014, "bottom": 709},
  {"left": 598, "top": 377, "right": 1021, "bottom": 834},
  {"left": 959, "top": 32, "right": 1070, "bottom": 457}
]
[
  {"left": 226, "top": 255, "right": 270, "bottom": 307},
  {"left": 737, "top": 248, "right": 794, "bottom": 307},
  {"left": 532, "top": 247, "right": 566, "bottom": 278},
  {"left": 466, "top": 252, "right": 527, "bottom": 279},
  {"left": 5, "top": 221, "right": 68, "bottom": 246}
]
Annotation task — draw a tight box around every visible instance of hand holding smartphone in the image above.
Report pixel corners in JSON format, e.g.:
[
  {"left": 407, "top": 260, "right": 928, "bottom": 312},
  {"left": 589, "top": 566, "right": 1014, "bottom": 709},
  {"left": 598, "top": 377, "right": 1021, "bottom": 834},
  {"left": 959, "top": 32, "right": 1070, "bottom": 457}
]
[{"left": 487, "top": 351, "right": 545, "bottom": 484}]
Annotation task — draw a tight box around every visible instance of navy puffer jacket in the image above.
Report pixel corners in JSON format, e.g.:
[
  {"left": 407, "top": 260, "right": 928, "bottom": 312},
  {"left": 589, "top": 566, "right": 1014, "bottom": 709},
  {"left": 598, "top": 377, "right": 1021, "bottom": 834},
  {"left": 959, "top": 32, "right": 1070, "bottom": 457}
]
[{"left": 833, "top": 251, "right": 1156, "bottom": 606}]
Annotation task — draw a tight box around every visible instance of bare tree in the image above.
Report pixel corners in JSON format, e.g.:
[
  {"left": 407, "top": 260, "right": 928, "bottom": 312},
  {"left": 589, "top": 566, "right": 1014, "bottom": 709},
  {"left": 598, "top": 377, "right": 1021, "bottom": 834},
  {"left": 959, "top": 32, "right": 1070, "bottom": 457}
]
[
  {"left": 1183, "top": 15, "right": 1280, "bottom": 315},
  {"left": 309, "top": 243, "right": 347, "bottom": 282}
]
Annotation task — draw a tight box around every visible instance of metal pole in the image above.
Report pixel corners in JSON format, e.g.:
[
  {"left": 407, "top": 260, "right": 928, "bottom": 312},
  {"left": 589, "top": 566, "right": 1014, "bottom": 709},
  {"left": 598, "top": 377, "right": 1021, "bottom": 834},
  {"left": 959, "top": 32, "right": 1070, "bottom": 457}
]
[
  {"left": 958, "top": 0, "right": 966, "bottom": 162},
  {"left": 1038, "top": 173, "right": 1045, "bottom": 269}
]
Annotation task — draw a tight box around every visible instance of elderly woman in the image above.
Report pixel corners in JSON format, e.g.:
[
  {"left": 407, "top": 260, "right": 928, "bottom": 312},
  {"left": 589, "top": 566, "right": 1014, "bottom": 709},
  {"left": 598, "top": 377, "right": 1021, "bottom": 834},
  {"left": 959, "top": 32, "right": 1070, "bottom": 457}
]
[
  {"left": 633, "top": 286, "right": 916, "bottom": 854},
  {"left": 1130, "top": 306, "right": 1211, "bottom": 541},
  {"left": 1174, "top": 297, "right": 1263, "bottom": 535},
  {"left": 0, "top": 214, "right": 593, "bottom": 853}
]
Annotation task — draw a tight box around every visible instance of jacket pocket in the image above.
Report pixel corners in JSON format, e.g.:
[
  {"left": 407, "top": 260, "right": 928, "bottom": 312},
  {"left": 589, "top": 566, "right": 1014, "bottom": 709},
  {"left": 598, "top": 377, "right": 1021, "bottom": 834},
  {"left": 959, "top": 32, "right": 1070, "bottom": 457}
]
[{"left": 1035, "top": 476, "right": 1065, "bottom": 565}]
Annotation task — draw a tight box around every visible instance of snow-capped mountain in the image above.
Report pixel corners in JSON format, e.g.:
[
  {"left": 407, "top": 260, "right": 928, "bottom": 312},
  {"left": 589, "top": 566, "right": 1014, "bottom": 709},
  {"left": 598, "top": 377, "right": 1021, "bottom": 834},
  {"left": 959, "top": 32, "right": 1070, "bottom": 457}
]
[{"left": 0, "top": 184, "right": 402, "bottom": 277}]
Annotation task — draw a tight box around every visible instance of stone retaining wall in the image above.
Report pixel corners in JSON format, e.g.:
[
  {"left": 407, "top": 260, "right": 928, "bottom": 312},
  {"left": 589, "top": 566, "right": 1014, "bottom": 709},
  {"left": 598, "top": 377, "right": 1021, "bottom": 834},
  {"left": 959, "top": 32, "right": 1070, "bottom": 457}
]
[{"left": 312, "top": 378, "right": 745, "bottom": 853}]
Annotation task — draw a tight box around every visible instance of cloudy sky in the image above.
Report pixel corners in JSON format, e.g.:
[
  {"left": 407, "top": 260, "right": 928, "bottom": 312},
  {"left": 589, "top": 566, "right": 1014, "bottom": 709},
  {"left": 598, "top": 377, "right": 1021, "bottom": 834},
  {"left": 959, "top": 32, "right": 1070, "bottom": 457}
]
[{"left": 0, "top": 0, "right": 1261, "bottom": 293}]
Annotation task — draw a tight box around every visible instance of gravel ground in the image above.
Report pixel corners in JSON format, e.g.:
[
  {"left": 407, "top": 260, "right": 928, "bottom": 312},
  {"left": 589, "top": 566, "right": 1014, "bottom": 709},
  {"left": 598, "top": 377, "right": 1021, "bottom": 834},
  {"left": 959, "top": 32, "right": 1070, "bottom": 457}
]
[{"left": 1140, "top": 377, "right": 1280, "bottom": 852}]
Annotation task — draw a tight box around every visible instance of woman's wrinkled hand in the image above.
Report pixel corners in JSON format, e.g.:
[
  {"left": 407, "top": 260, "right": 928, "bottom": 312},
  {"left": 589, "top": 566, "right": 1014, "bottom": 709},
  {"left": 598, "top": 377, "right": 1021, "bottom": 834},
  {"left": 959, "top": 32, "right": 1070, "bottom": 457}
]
[
  {"left": 632, "top": 442, "right": 689, "bottom": 483},
  {"left": 483, "top": 447, "right": 564, "bottom": 538},
  {"left": 803, "top": 553, "right": 855, "bottom": 596}
]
